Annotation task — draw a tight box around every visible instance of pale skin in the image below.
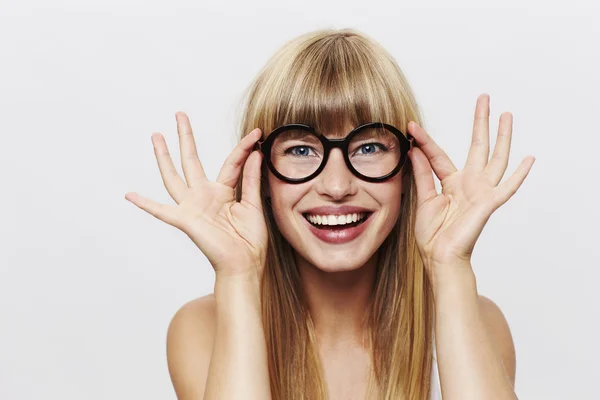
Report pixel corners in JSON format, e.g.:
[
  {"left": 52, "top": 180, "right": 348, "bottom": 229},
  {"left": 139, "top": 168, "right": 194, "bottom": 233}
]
[{"left": 125, "top": 93, "right": 533, "bottom": 399}]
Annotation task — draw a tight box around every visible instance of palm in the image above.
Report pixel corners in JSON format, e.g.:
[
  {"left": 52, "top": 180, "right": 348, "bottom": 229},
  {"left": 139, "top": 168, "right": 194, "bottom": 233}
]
[
  {"left": 176, "top": 181, "right": 268, "bottom": 273},
  {"left": 407, "top": 94, "right": 535, "bottom": 269},
  {"left": 125, "top": 112, "right": 267, "bottom": 276},
  {"left": 414, "top": 169, "right": 496, "bottom": 266}
]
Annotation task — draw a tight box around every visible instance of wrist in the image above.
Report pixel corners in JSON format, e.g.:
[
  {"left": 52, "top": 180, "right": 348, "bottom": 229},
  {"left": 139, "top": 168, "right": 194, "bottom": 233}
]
[
  {"left": 215, "top": 269, "right": 261, "bottom": 284},
  {"left": 214, "top": 272, "right": 263, "bottom": 310},
  {"left": 429, "top": 260, "right": 477, "bottom": 296}
]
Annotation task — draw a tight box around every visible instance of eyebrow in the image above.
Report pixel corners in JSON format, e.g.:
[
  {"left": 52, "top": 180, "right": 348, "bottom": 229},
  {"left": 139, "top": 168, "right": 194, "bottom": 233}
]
[
  {"left": 317, "top": 126, "right": 392, "bottom": 140},
  {"left": 281, "top": 129, "right": 322, "bottom": 142},
  {"left": 352, "top": 127, "right": 388, "bottom": 139}
]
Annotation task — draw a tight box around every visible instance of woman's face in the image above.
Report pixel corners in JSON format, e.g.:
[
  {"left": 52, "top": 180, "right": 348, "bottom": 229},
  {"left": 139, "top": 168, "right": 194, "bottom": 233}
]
[{"left": 267, "top": 123, "right": 405, "bottom": 273}]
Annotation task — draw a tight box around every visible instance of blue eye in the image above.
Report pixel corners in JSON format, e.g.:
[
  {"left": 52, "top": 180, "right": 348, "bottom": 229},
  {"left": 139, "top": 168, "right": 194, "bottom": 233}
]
[
  {"left": 286, "top": 146, "right": 317, "bottom": 157},
  {"left": 356, "top": 143, "right": 386, "bottom": 155}
]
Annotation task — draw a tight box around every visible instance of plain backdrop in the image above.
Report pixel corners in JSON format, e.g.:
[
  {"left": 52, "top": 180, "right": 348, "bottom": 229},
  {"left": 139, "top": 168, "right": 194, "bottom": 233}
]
[{"left": 1, "top": 0, "right": 598, "bottom": 399}]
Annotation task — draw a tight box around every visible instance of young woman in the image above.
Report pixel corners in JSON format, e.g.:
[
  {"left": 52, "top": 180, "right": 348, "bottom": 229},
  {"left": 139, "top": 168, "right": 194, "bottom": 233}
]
[{"left": 125, "top": 29, "right": 534, "bottom": 400}]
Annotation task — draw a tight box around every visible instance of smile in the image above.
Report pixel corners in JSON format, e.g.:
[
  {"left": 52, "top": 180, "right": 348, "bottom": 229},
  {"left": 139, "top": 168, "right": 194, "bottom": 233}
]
[
  {"left": 302, "top": 212, "right": 374, "bottom": 244},
  {"left": 303, "top": 212, "right": 370, "bottom": 229}
]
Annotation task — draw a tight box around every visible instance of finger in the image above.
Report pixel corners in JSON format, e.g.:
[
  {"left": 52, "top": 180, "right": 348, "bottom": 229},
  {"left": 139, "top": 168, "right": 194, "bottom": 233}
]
[
  {"left": 484, "top": 112, "right": 513, "bottom": 186},
  {"left": 175, "top": 112, "right": 206, "bottom": 187},
  {"left": 407, "top": 121, "right": 457, "bottom": 181},
  {"left": 216, "top": 128, "right": 262, "bottom": 188},
  {"left": 409, "top": 147, "right": 438, "bottom": 207},
  {"left": 151, "top": 133, "right": 188, "bottom": 204},
  {"left": 240, "top": 150, "right": 264, "bottom": 211},
  {"left": 465, "top": 94, "right": 491, "bottom": 171},
  {"left": 124, "top": 192, "right": 180, "bottom": 227},
  {"left": 492, "top": 156, "right": 535, "bottom": 208}
]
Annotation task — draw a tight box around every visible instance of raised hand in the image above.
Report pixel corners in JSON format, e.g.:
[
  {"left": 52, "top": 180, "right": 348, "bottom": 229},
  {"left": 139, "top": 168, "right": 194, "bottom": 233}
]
[
  {"left": 125, "top": 112, "right": 268, "bottom": 279},
  {"left": 407, "top": 94, "right": 535, "bottom": 274}
]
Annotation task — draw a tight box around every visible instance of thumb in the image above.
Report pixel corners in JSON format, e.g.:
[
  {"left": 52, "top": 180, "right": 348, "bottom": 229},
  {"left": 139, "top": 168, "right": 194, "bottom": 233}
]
[
  {"left": 409, "top": 147, "right": 437, "bottom": 207},
  {"left": 240, "top": 150, "right": 264, "bottom": 210}
]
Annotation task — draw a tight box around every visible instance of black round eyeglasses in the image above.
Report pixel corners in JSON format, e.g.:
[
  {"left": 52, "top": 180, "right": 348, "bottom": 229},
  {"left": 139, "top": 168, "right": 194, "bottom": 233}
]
[{"left": 253, "top": 122, "right": 414, "bottom": 184}]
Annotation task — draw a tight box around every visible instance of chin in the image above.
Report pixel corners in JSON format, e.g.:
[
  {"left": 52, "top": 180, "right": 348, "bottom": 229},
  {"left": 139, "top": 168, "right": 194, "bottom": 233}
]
[{"left": 306, "top": 252, "right": 370, "bottom": 273}]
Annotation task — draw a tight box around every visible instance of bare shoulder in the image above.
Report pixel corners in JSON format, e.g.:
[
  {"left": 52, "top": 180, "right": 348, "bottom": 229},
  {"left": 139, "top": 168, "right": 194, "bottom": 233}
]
[
  {"left": 477, "top": 295, "right": 517, "bottom": 386},
  {"left": 167, "top": 294, "right": 217, "bottom": 400}
]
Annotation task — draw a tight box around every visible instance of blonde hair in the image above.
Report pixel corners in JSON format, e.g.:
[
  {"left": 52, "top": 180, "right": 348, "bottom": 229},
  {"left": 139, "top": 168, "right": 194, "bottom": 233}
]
[{"left": 235, "top": 28, "right": 435, "bottom": 400}]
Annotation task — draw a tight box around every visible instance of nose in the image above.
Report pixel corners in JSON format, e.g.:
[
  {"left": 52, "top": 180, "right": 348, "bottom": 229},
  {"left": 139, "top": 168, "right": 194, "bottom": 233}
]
[{"left": 314, "top": 148, "right": 358, "bottom": 200}]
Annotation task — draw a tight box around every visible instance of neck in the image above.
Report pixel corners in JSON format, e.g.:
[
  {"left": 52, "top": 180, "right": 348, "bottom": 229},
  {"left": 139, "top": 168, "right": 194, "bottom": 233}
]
[{"left": 296, "top": 251, "right": 379, "bottom": 349}]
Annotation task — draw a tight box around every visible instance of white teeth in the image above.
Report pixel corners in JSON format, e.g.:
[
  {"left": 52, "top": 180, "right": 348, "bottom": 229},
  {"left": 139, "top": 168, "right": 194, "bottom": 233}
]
[{"left": 305, "top": 212, "right": 368, "bottom": 226}]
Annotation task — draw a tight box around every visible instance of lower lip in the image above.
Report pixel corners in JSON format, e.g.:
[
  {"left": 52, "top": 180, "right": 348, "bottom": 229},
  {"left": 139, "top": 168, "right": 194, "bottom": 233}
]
[{"left": 303, "top": 214, "right": 373, "bottom": 244}]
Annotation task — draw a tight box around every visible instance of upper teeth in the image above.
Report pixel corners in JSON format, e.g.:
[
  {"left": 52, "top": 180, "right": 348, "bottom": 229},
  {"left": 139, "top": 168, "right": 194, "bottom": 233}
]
[{"left": 305, "top": 213, "right": 367, "bottom": 226}]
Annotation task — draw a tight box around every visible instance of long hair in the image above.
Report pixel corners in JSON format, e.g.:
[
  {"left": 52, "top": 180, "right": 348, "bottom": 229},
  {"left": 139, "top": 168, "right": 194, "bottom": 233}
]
[{"left": 234, "top": 28, "right": 435, "bottom": 400}]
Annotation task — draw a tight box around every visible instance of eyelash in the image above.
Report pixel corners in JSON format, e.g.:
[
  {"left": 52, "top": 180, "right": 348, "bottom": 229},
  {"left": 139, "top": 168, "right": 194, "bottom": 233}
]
[
  {"left": 285, "top": 146, "right": 318, "bottom": 157},
  {"left": 354, "top": 143, "right": 387, "bottom": 155}
]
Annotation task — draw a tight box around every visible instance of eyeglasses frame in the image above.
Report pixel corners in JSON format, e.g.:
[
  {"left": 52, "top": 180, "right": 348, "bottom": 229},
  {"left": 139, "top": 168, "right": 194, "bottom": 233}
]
[{"left": 254, "top": 122, "right": 414, "bottom": 184}]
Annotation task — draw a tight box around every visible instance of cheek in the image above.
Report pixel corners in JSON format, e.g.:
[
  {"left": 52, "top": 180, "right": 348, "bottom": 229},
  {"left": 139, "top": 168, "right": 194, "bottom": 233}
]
[
  {"left": 267, "top": 175, "right": 303, "bottom": 233},
  {"left": 267, "top": 174, "right": 290, "bottom": 208},
  {"left": 369, "top": 176, "right": 403, "bottom": 213}
]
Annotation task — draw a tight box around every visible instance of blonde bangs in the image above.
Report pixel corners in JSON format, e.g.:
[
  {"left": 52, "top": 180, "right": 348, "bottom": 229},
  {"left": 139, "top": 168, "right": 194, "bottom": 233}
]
[{"left": 244, "top": 30, "right": 420, "bottom": 139}]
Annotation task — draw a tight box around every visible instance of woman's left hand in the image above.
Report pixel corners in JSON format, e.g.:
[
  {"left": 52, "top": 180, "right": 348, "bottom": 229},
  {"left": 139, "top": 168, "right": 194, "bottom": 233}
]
[{"left": 407, "top": 94, "right": 535, "bottom": 277}]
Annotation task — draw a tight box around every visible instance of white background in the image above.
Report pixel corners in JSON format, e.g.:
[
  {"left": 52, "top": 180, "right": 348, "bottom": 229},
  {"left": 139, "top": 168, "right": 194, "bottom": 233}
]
[{"left": 1, "top": 0, "right": 598, "bottom": 399}]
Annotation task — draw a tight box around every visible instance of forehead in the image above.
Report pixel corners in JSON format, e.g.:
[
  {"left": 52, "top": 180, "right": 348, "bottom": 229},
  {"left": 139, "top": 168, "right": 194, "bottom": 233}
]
[
  {"left": 272, "top": 119, "right": 358, "bottom": 139},
  {"left": 317, "top": 120, "right": 357, "bottom": 138}
]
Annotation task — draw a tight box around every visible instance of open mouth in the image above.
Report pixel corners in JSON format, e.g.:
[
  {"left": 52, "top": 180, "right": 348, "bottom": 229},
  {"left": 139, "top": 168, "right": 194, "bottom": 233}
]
[{"left": 303, "top": 212, "right": 373, "bottom": 230}]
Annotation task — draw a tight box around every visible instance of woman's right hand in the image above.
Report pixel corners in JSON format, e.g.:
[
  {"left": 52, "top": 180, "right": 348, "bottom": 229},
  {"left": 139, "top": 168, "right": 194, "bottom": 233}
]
[{"left": 125, "top": 112, "right": 268, "bottom": 279}]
